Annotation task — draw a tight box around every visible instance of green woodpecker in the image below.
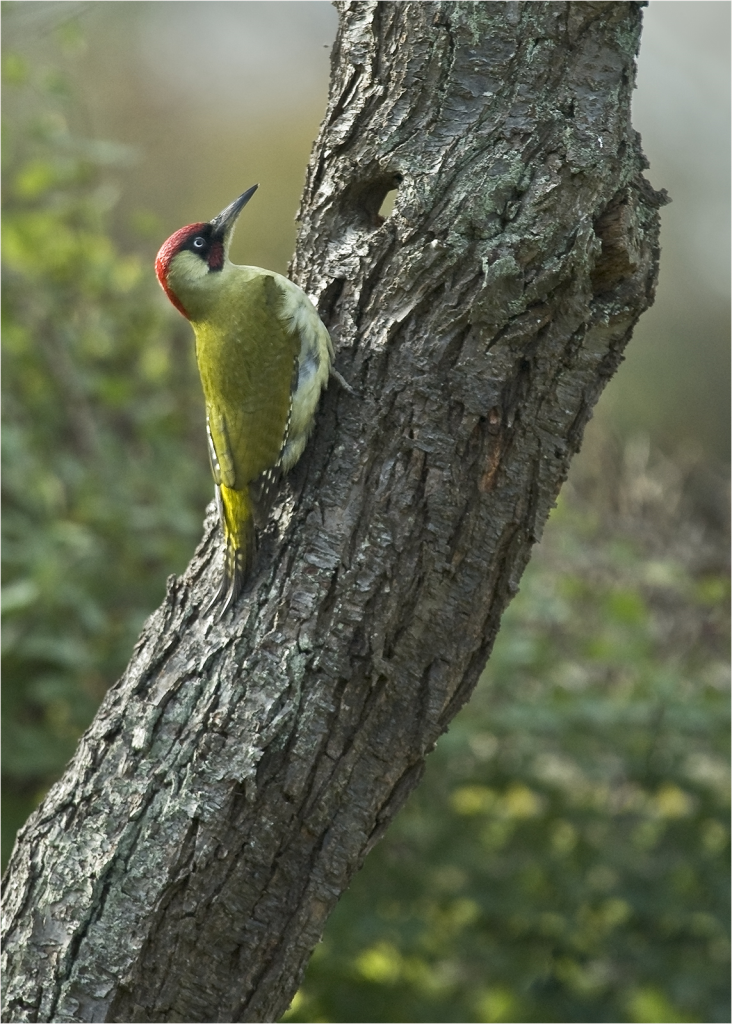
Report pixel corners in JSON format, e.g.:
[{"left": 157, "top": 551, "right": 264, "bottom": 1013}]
[{"left": 155, "top": 185, "right": 333, "bottom": 612}]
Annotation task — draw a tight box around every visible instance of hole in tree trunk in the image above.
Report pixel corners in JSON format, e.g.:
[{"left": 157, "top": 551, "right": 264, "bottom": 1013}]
[{"left": 340, "top": 172, "right": 402, "bottom": 229}]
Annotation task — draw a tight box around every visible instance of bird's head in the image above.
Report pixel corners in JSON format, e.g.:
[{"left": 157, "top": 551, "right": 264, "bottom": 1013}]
[{"left": 155, "top": 184, "right": 258, "bottom": 320}]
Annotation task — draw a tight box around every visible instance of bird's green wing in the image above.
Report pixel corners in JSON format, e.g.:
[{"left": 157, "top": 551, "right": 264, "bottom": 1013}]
[{"left": 198, "top": 274, "right": 300, "bottom": 493}]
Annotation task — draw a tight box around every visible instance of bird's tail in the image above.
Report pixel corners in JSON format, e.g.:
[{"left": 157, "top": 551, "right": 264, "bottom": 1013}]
[{"left": 208, "top": 483, "right": 256, "bottom": 615}]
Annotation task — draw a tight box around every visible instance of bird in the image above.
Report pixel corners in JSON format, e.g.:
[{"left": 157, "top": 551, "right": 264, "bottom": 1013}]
[{"left": 155, "top": 185, "right": 333, "bottom": 613}]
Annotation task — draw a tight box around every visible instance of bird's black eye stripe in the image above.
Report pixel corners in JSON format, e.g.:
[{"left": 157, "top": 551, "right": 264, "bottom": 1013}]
[{"left": 184, "top": 227, "right": 222, "bottom": 269}]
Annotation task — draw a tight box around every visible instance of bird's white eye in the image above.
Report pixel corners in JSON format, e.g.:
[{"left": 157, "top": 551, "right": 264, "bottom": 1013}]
[{"left": 192, "top": 236, "right": 206, "bottom": 249}]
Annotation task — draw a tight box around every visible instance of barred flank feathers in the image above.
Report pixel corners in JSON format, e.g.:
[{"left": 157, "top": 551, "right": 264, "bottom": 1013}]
[{"left": 249, "top": 463, "right": 283, "bottom": 531}]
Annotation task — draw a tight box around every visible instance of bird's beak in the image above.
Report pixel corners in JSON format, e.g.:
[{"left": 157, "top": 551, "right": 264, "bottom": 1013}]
[{"left": 209, "top": 184, "right": 258, "bottom": 247}]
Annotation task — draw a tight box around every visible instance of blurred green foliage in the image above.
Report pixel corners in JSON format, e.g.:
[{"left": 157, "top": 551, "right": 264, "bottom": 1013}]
[
  {"left": 284, "top": 497, "right": 730, "bottom": 1023},
  {"left": 1, "top": 43, "right": 210, "bottom": 858},
  {"left": 2, "top": 25, "right": 729, "bottom": 1024}
]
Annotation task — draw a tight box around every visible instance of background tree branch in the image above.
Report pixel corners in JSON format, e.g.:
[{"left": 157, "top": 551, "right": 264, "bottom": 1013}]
[{"left": 2, "top": 3, "right": 665, "bottom": 1021}]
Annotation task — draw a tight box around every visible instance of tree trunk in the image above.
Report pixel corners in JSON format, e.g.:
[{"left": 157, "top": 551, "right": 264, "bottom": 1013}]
[{"left": 2, "top": 3, "right": 664, "bottom": 1022}]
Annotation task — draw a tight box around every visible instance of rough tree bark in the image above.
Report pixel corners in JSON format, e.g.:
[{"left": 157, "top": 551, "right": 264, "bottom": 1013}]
[{"left": 2, "top": 3, "right": 665, "bottom": 1022}]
